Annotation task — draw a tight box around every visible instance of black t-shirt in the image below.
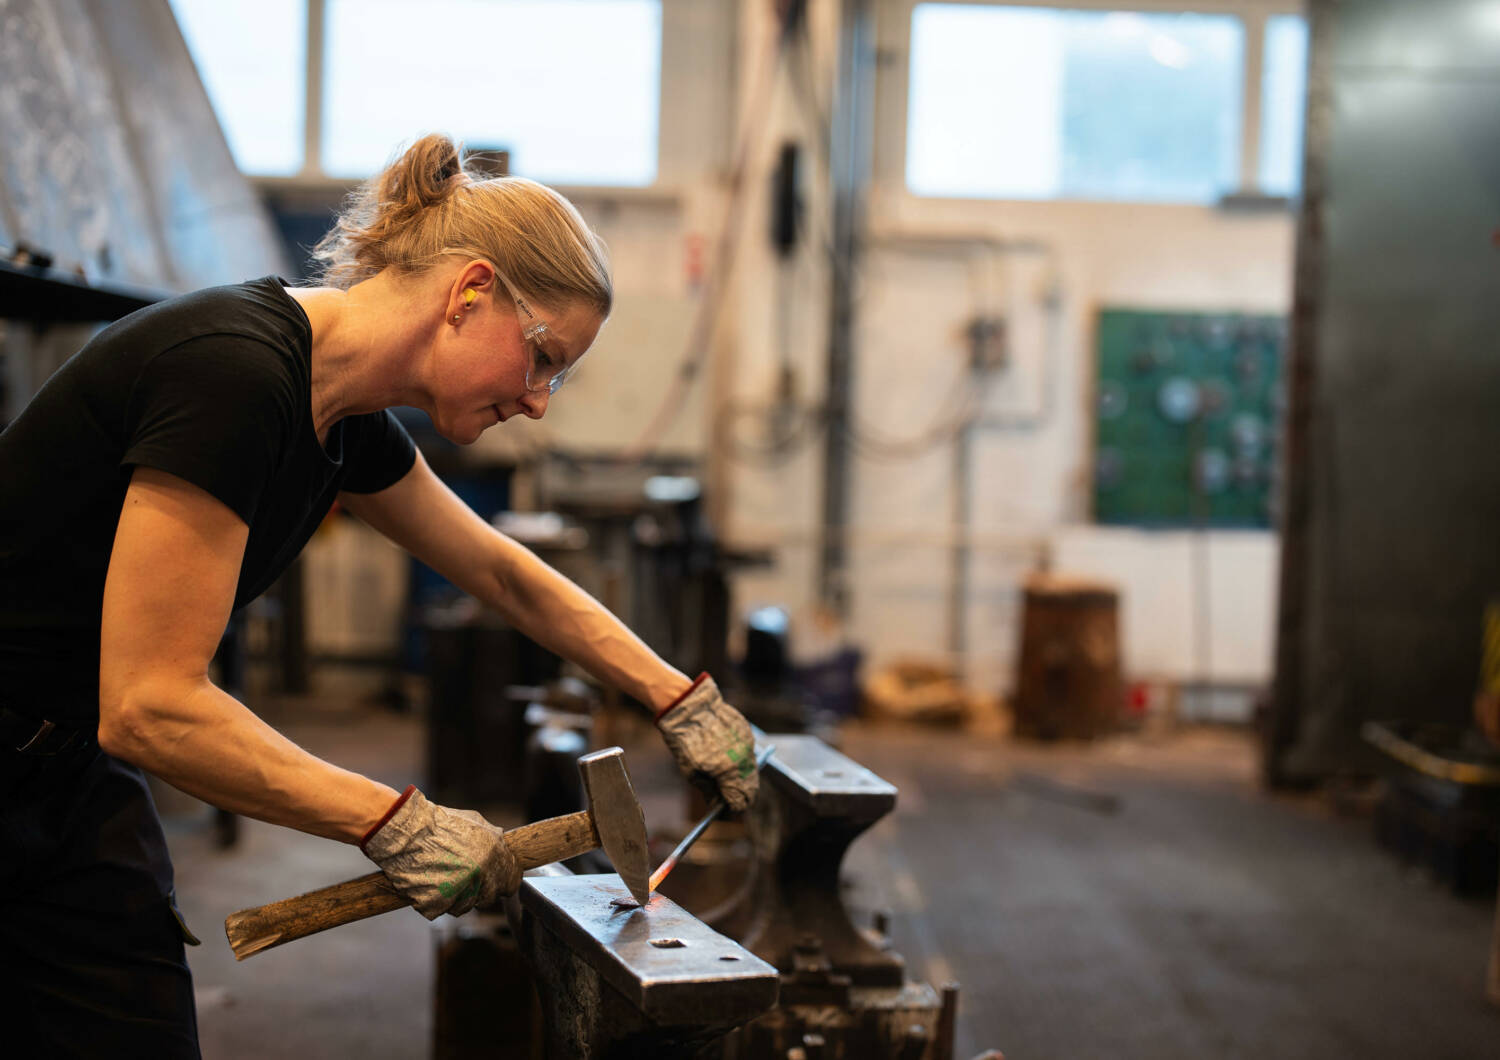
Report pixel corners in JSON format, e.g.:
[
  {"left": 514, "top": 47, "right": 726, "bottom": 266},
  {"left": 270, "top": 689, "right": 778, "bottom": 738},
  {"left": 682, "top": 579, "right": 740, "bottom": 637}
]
[{"left": 0, "top": 276, "right": 416, "bottom": 720}]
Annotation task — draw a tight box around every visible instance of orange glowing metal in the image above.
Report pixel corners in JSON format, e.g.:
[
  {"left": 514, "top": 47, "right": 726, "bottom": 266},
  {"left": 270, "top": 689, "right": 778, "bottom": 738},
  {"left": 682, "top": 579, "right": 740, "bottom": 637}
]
[{"left": 649, "top": 744, "right": 775, "bottom": 897}]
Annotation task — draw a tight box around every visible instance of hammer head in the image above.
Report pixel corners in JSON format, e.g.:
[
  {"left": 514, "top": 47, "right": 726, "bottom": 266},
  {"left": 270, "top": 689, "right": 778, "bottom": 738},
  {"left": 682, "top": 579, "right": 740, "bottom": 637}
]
[{"left": 576, "top": 747, "right": 651, "bottom": 905}]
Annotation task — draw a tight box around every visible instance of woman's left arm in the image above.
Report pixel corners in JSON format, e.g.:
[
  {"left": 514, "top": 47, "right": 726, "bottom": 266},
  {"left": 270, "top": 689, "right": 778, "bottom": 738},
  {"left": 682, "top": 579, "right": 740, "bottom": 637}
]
[
  {"left": 340, "top": 452, "right": 690, "bottom": 712},
  {"left": 345, "top": 453, "right": 760, "bottom": 809}
]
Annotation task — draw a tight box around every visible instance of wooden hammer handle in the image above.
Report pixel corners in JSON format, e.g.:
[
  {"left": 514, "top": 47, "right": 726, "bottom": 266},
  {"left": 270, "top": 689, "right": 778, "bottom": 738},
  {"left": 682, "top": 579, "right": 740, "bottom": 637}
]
[
  {"left": 507, "top": 808, "right": 598, "bottom": 868},
  {"left": 224, "top": 810, "right": 597, "bottom": 960}
]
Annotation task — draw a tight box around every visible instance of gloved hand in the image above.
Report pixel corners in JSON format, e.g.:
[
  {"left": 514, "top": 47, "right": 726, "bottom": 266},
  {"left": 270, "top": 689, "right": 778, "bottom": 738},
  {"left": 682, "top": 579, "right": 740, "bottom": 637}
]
[
  {"left": 360, "top": 786, "right": 521, "bottom": 919},
  {"left": 656, "top": 674, "right": 758, "bottom": 811}
]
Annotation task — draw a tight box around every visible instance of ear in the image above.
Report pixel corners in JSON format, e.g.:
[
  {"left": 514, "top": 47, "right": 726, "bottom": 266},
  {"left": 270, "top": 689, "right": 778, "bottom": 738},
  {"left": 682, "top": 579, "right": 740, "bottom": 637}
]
[
  {"left": 447, "top": 260, "right": 500, "bottom": 322},
  {"left": 455, "top": 259, "right": 499, "bottom": 292}
]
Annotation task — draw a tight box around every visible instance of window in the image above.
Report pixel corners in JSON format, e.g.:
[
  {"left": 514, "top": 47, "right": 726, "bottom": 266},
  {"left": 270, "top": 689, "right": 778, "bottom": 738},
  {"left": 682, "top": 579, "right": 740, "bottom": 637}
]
[
  {"left": 906, "top": 4, "right": 1245, "bottom": 203},
  {"left": 168, "top": 0, "right": 306, "bottom": 176},
  {"left": 1258, "top": 14, "right": 1308, "bottom": 198},
  {"left": 169, "top": 0, "right": 661, "bottom": 186},
  {"left": 322, "top": 0, "right": 661, "bottom": 185}
]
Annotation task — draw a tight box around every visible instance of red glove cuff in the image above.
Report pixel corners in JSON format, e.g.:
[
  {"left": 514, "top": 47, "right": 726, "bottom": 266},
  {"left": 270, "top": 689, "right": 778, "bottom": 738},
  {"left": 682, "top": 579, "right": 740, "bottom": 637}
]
[
  {"left": 656, "top": 672, "right": 710, "bottom": 720},
  {"left": 360, "top": 784, "right": 416, "bottom": 852}
]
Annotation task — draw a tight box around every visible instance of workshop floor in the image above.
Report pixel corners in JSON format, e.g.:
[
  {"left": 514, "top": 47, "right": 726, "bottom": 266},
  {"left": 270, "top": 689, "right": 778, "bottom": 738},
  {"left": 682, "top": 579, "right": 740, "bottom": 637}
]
[{"left": 165, "top": 697, "right": 1500, "bottom": 1060}]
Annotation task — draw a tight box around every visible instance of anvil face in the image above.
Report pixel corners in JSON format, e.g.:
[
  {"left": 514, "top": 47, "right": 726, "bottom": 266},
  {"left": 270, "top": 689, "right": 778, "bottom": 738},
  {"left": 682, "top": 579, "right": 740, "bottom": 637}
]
[
  {"left": 519, "top": 875, "right": 779, "bottom": 1024},
  {"left": 762, "top": 733, "right": 898, "bottom": 818}
]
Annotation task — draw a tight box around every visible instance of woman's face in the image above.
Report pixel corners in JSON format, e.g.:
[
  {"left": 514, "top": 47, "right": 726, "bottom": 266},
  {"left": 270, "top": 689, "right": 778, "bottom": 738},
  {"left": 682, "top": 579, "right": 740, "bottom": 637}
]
[{"left": 428, "top": 278, "right": 602, "bottom": 444}]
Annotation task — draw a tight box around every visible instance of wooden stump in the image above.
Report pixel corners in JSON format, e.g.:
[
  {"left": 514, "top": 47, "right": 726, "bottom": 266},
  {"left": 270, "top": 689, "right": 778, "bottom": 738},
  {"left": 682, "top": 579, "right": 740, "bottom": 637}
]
[{"left": 1012, "top": 574, "right": 1122, "bottom": 740}]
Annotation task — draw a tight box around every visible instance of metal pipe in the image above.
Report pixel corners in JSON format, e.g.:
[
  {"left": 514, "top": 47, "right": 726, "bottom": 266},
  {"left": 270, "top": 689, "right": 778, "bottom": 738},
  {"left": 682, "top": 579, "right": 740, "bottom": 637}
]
[
  {"left": 819, "top": 0, "right": 876, "bottom": 619},
  {"left": 949, "top": 409, "right": 974, "bottom": 677}
]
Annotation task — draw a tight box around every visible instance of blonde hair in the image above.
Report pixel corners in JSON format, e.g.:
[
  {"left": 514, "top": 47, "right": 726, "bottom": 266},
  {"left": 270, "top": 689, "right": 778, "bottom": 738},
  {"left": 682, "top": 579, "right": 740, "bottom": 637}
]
[{"left": 312, "top": 134, "right": 612, "bottom": 316}]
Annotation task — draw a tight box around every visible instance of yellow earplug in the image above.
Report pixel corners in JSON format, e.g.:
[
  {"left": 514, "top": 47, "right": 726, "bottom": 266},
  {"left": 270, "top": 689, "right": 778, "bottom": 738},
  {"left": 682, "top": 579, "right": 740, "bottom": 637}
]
[{"left": 463, "top": 288, "right": 477, "bottom": 306}]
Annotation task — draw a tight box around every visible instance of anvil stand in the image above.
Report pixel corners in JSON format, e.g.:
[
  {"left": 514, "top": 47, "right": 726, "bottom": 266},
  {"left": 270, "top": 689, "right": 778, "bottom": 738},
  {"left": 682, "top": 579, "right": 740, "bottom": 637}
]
[{"left": 682, "top": 734, "right": 969, "bottom": 1060}]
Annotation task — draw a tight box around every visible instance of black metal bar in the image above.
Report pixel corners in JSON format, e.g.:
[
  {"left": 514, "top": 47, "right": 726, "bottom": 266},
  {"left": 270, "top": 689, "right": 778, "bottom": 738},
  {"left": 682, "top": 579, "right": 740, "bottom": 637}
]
[
  {"left": 0, "top": 260, "right": 167, "bottom": 323},
  {"left": 1266, "top": 0, "right": 1333, "bottom": 788}
]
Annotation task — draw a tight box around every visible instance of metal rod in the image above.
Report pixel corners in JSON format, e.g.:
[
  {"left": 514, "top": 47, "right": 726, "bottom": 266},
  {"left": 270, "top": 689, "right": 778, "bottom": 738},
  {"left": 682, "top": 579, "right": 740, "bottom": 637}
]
[
  {"left": 650, "top": 745, "right": 775, "bottom": 893},
  {"left": 818, "top": 0, "right": 876, "bottom": 619},
  {"left": 649, "top": 801, "right": 724, "bottom": 894}
]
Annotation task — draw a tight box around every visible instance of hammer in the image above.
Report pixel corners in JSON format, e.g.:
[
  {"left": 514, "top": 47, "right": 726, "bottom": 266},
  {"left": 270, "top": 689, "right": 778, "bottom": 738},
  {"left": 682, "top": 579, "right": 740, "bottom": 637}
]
[{"left": 224, "top": 746, "right": 650, "bottom": 960}]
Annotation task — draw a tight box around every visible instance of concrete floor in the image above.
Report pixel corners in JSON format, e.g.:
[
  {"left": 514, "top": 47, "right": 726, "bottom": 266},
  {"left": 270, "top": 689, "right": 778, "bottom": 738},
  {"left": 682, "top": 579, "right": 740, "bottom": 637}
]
[{"left": 164, "top": 697, "right": 1500, "bottom": 1059}]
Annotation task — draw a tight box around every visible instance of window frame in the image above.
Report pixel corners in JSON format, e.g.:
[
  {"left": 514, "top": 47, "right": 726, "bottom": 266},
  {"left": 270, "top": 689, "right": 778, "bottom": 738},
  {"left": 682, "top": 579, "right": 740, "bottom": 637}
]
[
  {"left": 197, "top": 0, "right": 684, "bottom": 199},
  {"left": 893, "top": 0, "right": 1306, "bottom": 209},
  {"left": 1256, "top": 11, "right": 1310, "bottom": 199}
]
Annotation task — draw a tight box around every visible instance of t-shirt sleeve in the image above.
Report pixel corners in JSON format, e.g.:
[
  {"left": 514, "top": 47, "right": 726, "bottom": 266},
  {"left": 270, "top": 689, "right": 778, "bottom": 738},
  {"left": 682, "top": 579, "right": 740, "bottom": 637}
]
[
  {"left": 340, "top": 410, "right": 417, "bottom": 494},
  {"left": 121, "top": 337, "right": 298, "bottom": 524}
]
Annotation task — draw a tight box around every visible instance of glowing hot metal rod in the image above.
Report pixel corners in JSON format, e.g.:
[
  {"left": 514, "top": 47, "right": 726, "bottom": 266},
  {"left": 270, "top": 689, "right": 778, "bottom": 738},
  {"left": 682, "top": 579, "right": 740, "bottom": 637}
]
[{"left": 652, "top": 743, "right": 775, "bottom": 893}]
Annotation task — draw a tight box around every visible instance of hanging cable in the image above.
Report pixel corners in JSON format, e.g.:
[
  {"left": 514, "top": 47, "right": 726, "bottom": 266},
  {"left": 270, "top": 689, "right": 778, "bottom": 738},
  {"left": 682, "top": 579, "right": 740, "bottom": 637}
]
[
  {"left": 616, "top": 2, "right": 802, "bottom": 464},
  {"left": 842, "top": 359, "right": 997, "bottom": 462},
  {"left": 711, "top": 4, "right": 848, "bottom": 471},
  {"left": 718, "top": 397, "right": 826, "bottom": 468}
]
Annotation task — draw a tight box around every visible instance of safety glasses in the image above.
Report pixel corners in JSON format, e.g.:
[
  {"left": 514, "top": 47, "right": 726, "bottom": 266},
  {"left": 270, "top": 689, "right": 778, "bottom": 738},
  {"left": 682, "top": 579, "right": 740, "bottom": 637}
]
[{"left": 492, "top": 270, "right": 582, "bottom": 396}]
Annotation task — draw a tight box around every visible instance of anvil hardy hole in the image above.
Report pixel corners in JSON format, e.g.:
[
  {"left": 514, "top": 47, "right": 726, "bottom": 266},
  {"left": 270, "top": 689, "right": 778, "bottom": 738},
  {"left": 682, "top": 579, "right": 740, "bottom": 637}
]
[
  {"left": 822, "top": 770, "right": 844, "bottom": 777},
  {"left": 719, "top": 955, "right": 741, "bottom": 961},
  {"left": 649, "top": 938, "right": 686, "bottom": 948}
]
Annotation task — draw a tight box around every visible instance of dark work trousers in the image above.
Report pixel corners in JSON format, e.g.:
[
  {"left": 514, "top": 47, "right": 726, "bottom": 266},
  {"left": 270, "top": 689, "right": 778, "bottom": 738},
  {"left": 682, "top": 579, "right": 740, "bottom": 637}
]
[{"left": 0, "top": 740, "right": 201, "bottom": 1058}]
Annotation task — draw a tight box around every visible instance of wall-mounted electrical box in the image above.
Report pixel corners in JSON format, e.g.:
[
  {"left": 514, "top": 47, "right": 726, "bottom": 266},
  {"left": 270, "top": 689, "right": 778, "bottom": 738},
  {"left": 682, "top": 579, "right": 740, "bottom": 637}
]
[{"left": 1092, "top": 308, "right": 1285, "bottom": 529}]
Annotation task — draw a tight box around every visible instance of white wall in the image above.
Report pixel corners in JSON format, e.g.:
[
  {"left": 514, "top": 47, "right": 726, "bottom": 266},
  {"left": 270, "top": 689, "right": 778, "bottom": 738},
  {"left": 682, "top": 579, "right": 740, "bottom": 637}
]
[{"left": 719, "top": 0, "right": 1296, "bottom": 694}]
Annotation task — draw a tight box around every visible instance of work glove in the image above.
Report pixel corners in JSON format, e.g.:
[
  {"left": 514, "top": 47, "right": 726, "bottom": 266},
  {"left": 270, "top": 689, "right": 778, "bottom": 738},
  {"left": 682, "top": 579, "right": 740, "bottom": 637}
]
[
  {"left": 360, "top": 786, "right": 521, "bottom": 919},
  {"left": 656, "top": 674, "right": 758, "bottom": 811}
]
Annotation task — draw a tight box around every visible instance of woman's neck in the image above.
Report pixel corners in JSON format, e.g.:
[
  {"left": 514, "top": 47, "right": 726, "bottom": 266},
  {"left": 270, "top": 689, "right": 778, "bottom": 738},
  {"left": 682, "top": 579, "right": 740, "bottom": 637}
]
[{"left": 287, "top": 272, "right": 436, "bottom": 442}]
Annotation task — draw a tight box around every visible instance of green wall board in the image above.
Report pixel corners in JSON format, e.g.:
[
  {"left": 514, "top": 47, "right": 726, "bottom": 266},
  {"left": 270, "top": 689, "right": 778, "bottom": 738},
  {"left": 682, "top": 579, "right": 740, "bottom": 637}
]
[{"left": 1093, "top": 308, "right": 1284, "bottom": 528}]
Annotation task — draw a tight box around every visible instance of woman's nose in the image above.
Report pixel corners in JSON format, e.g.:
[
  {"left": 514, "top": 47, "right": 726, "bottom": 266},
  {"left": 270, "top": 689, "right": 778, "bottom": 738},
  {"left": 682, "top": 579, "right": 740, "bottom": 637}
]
[{"left": 519, "top": 389, "right": 550, "bottom": 420}]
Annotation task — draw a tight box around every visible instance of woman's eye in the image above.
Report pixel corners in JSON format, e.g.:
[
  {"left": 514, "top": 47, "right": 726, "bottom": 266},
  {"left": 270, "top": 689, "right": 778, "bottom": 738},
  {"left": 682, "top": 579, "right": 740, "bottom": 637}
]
[{"left": 534, "top": 347, "right": 556, "bottom": 371}]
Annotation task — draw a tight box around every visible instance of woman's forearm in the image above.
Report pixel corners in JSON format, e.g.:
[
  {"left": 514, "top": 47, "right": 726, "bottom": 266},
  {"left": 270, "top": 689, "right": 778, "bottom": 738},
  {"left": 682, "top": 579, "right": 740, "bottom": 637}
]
[
  {"left": 486, "top": 536, "right": 690, "bottom": 713},
  {"left": 100, "top": 677, "right": 399, "bottom": 843}
]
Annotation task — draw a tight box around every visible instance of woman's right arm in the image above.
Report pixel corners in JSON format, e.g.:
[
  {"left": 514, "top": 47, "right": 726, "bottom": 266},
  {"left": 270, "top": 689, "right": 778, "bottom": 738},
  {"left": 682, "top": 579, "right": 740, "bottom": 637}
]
[{"left": 97, "top": 467, "right": 398, "bottom": 844}]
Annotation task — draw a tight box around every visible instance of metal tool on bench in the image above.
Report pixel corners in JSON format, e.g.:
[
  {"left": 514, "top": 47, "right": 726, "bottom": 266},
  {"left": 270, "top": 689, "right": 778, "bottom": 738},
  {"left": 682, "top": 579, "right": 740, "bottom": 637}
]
[{"left": 225, "top": 746, "right": 651, "bottom": 960}]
